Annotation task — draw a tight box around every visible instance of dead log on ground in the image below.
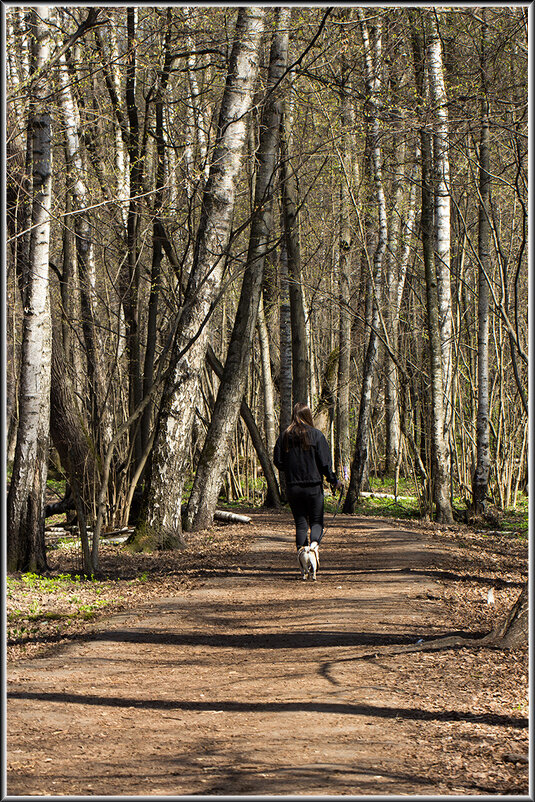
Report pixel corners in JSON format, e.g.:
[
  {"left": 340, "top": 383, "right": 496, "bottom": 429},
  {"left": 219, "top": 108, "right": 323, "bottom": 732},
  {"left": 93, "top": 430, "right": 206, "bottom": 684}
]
[{"left": 214, "top": 510, "right": 251, "bottom": 524}]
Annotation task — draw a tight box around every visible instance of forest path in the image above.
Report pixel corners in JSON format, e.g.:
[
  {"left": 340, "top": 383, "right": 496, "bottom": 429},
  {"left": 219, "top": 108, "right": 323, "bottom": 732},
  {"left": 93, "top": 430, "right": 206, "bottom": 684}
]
[{"left": 6, "top": 512, "right": 486, "bottom": 796}]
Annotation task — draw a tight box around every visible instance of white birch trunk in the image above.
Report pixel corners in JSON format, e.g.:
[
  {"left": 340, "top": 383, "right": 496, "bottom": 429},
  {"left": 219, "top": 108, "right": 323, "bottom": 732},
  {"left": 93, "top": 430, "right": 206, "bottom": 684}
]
[
  {"left": 6, "top": 8, "right": 28, "bottom": 151},
  {"left": 409, "top": 10, "right": 453, "bottom": 523},
  {"left": 57, "top": 49, "right": 113, "bottom": 450},
  {"left": 7, "top": 6, "right": 53, "bottom": 572},
  {"left": 181, "top": 8, "right": 211, "bottom": 193},
  {"left": 336, "top": 44, "right": 354, "bottom": 480},
  {"left": 427, "top": 19, "right": 453, "bottom": 436},
  {"left": 344, "top": 12, "right": 387, "bottom": 511},
  {"left": 108, "top": 13, "right": 130, "bottom": 227},
  {"left": 183, "top": 70, "right": 197, "bottom": 199},
  {"left": 390, "top": 153, "right": 419, "bottom": 477},
  {"left": 139, "top": 7, "right": 265, "bottom": 545},
  {"left": 279, "top": 238, "right": 293, "bottom": 437},
  {"left": 187, "top": 30, "right": 210, "bottom": 181},
  {"left": 280, "top": 69, "right": 309, "bottom": 406},
  {"left": 472, "top": 10, "right": 491, "bottom": 514},
  {"left": 257, "top": 295, "right": 277, "bottom": 458},
  {"left": 396, "top": 155, "right": 419, "bottom": 314},
  {"left": 7, "top": 7, "right": 33, "bottom": 295},
  {"left": 185, "top": 7, "right": 289, "bottom": 531},
  {"left": 306, "top": 312, "right": 319, "bottom": 410},
  {"left": 384, "top": 108, "right": 405, "bottom": 476}
]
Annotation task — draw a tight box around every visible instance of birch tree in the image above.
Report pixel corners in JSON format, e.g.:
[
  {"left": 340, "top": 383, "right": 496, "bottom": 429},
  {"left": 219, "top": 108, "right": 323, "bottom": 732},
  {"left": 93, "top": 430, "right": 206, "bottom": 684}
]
[
  {"left": 141, "top": 11, "right": 174, "bottom": 457},
  {"left": 280, "top": 70, "right": 309, "bottom": 406},
  {"left": 383, "top": 56, "right": 405, "bottom": 478},
  {"left": 123, "top": 7, "right": 143, "bottom": 466},
  {"left": 472, "top": 9, "right": 491, "bottom": 514},
  {"left": 427, "top": 13, "right": 454, "bottom": 440},
  {"left": 57, "top": 46, "right": 112, "bottom": 450},
  {"left": 335, "top": 33, "right": 354, "bottom": 481},
  {"left": 257, "top": 294, "right": 277, "bottom": 459},
  {"left": 185, "top": 8, "right": 289, "bottom": 531},
  {"left": 7, "top": 6, "right": 53, "bottom": 572},
  {"left": 409, "top": 9, "right": 453, "bottom": 523},
  {"left": 135, "top": 7, "right": 265, "bottom": 547},
  {"left": 343, "top": 11, "right": 387, "bottom": 513},
  {"left": 279, "top": 237, "right": 293, "bottom": 438}
]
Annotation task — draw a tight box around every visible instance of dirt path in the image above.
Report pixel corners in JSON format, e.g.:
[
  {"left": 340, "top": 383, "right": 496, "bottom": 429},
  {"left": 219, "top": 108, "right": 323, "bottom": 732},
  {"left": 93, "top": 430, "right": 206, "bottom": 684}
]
[{"left": 7, "top": 512, "right": 528, "bottom": 796}]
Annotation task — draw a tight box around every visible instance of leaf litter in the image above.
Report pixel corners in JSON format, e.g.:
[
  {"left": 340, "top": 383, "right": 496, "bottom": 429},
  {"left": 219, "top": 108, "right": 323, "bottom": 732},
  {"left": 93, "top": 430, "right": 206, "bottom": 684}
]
[{"left": 7, "top": 510, "right": 528, "bottom": 795}]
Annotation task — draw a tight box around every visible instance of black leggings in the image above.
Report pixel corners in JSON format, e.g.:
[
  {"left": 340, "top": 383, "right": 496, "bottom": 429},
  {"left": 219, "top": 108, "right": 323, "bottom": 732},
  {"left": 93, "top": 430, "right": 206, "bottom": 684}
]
[{"left": 287, "top": 484, "right": 324, "bottom": 549}]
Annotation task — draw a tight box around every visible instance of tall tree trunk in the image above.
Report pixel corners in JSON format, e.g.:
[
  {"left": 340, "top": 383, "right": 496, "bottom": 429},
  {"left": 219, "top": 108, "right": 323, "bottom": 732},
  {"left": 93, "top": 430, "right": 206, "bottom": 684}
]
[
  {"left": 335, "top": 41, "right": 354, "bottom": 481},
  {"left": 94, "top": 18, "right": 129, "bottom": 227},
  {"left": 427, "top": 19, "right": 453, "bottom": 413},
  {"left": 389, "top": 153, "right": 419, "bottom": 482},
  {"left": 7, "top": 7, "right": 53, "bottom": 573},
  {"left": 108, "top": 14, "right": 129, "bottom": 226},
  {"left": 280, "top": 74, "right": 309, "bottom": 406},
  {"left": 383, "top": 76, "right": 405, "bottom": 477},
  {"left": 59, "top": 173, "right": 76, "bottom": 359},
  {"left": 141, "top": 14, "right": 173, "bottom": 456},
  {"left": 343, "top": 13, "right": 387, "bottom": 513},
  {"left": 185, "top": 9, "right": 210, "bottom": 184},
  {"left": 257, "top": 294, "right": 276, "bottom": 459},
  {"left": 6, "top": 17, "right": 30, "bottom": 467},
  {"left": 427, "top": 13, "right": 454, "bottom": 444},
  {"left": 123, "top": 7, "right": 143, "bottom": 467},
  {"left": 136, "top": 7, "right": 265, "bottom": 548},
  {"left": 279, "top": 237, "right": 293, "bottom": 436},
  {"left": 410, "top": 10, "right": 453, "bottom": 523},
  {"left": 185, "top": 8, "right": 289, "bottom": 531},
  {"left": 57, "top": 48, "right": 112, "bottom": 454},
  {"left": 278, "top": 236, "right": 292, "bottom": 502},
  {"left": 49, "top": 331, "right": 94, "bottom": 573},
  {"left": 6, "top": 7, "right": 32, "bottom": 304},
  {"left": 313, "top": 347, "right": 338, "bottom": 437},
  {"left": 472, "top": 9, "right": 491, "bottom": 514}
]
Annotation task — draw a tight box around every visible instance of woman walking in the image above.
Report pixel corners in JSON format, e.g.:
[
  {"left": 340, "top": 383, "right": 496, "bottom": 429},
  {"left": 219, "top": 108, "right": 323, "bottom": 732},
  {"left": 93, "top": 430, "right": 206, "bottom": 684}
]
[{"left": 274, "top": 403, "right": 343, "bottom": 576}]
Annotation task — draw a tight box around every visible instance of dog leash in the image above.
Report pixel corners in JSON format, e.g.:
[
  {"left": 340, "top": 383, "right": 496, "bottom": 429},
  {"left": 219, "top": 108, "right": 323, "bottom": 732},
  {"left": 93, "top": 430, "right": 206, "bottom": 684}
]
[{"left": 317, "top": 486, "right": 345, "bottom": 546}]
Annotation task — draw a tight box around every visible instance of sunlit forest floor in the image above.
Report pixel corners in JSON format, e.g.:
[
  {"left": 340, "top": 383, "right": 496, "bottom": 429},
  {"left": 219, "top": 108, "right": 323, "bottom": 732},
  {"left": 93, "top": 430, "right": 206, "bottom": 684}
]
[{"left": 7, "top": 504, "right": 528, "bottom": 796}]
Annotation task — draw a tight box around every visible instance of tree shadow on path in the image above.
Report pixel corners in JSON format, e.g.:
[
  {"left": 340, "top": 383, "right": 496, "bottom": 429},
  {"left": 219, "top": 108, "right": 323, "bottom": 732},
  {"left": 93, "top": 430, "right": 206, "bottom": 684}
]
[{"left": 8, "top": 689, "right": 528, "bottom": 729}]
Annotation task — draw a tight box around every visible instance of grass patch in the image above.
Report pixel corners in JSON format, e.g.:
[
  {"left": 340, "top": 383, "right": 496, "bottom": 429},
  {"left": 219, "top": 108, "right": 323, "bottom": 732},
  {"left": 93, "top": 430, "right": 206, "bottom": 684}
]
[
  {"left": 323, "top": 487, "right": 420, "bottom": 519},
  {"left": 6, "top": 569, "right": 120, "bottom": 648},
  {"left": 354, "top": 494, "right": 420, "bottom": 520},
  {"left": 217, "top": 499, "right": 248, "bottom": 509},
  {"left": 501, "top": 496, "right": 529, "bottom": 537},
  {"left": 366, "top": 475, "right": 419, "bottom": 497}
]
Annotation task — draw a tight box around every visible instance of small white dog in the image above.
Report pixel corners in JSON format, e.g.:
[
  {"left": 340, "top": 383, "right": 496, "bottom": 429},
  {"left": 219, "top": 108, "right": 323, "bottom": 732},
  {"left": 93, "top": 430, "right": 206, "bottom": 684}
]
[{"left": 297, "top": 541, "right": 320, "bottom": 581}]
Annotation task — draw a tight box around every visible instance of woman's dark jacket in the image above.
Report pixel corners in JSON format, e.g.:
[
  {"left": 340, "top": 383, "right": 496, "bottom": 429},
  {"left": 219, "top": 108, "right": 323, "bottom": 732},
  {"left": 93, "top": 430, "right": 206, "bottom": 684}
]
[{"left": 273, "top": 425, "right": 337, "bottom": 488}]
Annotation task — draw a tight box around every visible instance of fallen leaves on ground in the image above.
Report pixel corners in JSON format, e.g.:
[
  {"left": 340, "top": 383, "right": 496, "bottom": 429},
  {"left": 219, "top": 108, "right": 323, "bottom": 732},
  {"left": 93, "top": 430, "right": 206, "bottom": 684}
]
[
  {"left": 7, "top": 525, "right": 250, "bottom": 663},
  {"left": 6, "top": 512, "right": 528, "bottom": 795}
]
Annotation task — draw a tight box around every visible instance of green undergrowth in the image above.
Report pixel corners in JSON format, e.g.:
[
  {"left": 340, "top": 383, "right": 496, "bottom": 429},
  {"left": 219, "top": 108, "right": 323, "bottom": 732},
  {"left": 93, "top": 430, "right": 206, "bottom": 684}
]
[
  {"left": 6, "top": 569, "right": 149, "bottom": 650},
  {"left": 46, "top": 476, "right": 67, "bottom": 498},
  {"left": 483, "top": 498, "right": 528, "bottom": 539},
  {"left": 323, "top": 480, "right": 527, "bottom": 540},
  {"left": 349, "top": 494, "right": 421, "bottom": 520},
  {"left": 367, "top": 475, "right": 420, "bottom": 497}
]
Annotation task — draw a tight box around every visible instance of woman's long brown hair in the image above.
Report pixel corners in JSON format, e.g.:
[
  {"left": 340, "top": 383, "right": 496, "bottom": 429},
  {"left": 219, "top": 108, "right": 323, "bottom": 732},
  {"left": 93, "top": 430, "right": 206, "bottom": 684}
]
[{"left": 283, "top": 402, "right": 314, "bottom": 451}]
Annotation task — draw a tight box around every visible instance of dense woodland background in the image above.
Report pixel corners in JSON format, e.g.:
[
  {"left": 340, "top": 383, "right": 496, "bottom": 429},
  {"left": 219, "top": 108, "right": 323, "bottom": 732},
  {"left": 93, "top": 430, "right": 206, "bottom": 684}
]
[{"left": 6, "top": 6, "right": 528, "bottom": 577}]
